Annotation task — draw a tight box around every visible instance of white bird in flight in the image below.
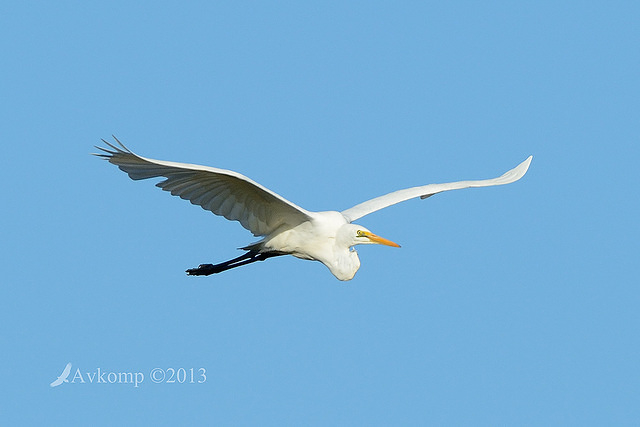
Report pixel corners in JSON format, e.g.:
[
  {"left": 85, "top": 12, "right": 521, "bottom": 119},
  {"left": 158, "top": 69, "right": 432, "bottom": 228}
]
[{"left": 96, "top": 137, "right": 531, "bottom": 281}]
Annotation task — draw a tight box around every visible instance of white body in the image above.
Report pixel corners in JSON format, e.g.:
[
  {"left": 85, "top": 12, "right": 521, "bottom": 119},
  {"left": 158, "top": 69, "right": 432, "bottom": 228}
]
[{"left": 259, "top": 211, "right": 359, "bottom": 280}]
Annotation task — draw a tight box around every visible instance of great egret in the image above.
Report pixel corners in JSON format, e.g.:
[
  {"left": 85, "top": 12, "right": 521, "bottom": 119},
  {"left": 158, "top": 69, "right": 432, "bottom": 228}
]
[{"left": 96, "top": 137, "right": 531, "bottom": 280}]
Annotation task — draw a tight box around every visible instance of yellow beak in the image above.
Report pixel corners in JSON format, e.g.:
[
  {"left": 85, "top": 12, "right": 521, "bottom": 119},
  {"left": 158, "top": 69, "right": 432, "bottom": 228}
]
[{"left": 366, "top": 232, "right": 401, "bottom": 248}]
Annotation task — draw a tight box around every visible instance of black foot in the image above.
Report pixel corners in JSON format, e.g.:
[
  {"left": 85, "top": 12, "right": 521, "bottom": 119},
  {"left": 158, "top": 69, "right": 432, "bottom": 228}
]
[{"left": 186, "top": 264, "right": 218, "bottom": 276}]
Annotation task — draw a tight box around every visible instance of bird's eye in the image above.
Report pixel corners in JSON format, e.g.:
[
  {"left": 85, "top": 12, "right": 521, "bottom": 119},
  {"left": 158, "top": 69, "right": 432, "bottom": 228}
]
[{"left": 356, "top": 230, "right": 365, "bottom": 237}]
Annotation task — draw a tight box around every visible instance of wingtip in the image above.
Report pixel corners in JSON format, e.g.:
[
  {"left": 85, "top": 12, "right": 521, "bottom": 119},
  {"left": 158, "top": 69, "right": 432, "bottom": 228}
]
[
  {"left": 111, "top": 135, "right": 131, "bottom": 153},
  {"left": 497, "top": 155, "right": 533, "bottom": 184},
  {"left": 512, "top": 155, "right": 533, "bottom": 178},
  {"left": 92, "top": 136, "right": 135, "bottom": 159},
  {"left": 521, "top": 155, "right": 533, "bottom": 174},
  {"left": 92, "top": 144, "right": 113, "bottom": 157}
]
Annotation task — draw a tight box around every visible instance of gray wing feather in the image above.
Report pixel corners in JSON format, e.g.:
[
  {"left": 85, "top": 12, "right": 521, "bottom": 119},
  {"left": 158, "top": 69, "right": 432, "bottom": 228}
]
[{"left": 95, "top": 137, "right": 312, "bottom": 237}]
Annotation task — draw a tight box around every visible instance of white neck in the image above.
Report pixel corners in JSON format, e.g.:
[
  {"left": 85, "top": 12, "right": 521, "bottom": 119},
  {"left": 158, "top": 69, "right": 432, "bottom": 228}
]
[{"left": 324, "top": 248, "right": 361, "bottom": 281}]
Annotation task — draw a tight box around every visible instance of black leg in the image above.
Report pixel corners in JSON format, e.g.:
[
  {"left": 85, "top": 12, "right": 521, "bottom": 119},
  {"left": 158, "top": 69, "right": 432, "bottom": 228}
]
[{"left": 186, "top": 251, "right": 284, "bottom": 276}]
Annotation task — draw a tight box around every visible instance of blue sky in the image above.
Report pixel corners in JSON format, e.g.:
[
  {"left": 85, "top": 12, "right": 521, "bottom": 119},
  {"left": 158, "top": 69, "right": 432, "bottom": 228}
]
[{"left": 2, "top": 1, "right": 638, "bottom": 425}]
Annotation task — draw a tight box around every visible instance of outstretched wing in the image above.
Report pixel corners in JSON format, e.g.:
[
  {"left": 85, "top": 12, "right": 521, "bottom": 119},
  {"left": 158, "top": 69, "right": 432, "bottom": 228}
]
[
  {"left": 95, "top": 137, "right": 313, "bottom": 237},
  {"left": 341, "top": 156, "right": 532, "bottom": 222}
]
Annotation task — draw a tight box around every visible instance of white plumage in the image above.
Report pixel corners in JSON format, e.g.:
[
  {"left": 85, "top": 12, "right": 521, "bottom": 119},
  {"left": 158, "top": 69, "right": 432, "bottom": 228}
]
[{"left": 96, "top": 137, "right": 531, "bottom": 280}]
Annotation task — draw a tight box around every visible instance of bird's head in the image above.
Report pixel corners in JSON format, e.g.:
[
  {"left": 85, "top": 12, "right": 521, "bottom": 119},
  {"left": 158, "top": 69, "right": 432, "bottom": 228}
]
[{"left": 339, "top": 224, "right": 401, "bottom": 249}]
